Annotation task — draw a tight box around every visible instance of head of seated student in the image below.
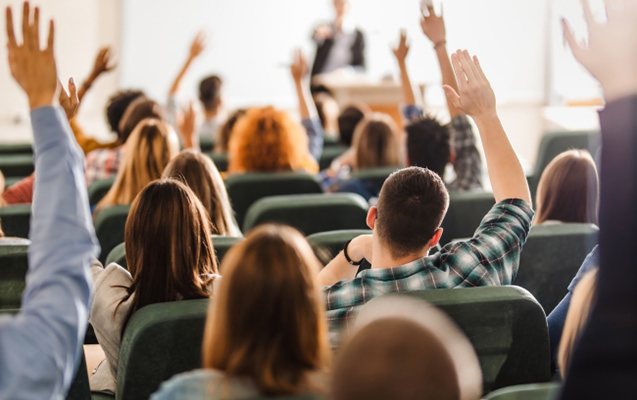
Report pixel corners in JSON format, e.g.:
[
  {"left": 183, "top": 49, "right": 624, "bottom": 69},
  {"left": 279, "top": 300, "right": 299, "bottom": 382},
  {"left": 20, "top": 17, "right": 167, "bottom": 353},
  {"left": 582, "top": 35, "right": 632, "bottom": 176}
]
[
  {"left": 332, "top": 296, "right": 482, "bottom": 400},
  {"left": 117, "top": 98, "right": 166, "bottom": 146},
  {"left": 120, "top": 178, "right": 219, "bottom": 326},
  {"left": 199, "top": 75, "right": 223, "bottom": 118},
  {"left": 96, "top": 119, "right": 179, "bottom": 212},
  {"left": 106, "top": 90, "right": 146, "bottom": 145},
  {"left": 405, "top": 115, "right": 452, "bottom": 179},
  {"left": 352, "top": 113, "right": 403, "bottom": 171},
  {"left": 366, "top": 167, "right": 449, "bottom": 265},
  {"left": 202, "top": 224, "right": 330, "bottom": 396},
  {"left": 215, "top": 108, "right": 246, "bottom": 154},
  {"left": 228, "top": 106, "right": 316, "bottom": 173},
  {"left": 163, "top": 150, "right": 241, "bottom": 237},
  {"left": 338, "top": 104, "right": 370, "bottom": 147},
  {"left": 535, "top": 149, "right": 599, "bottom": 225},
  {"left": 558, "top": 268, "right": 598, "bottom": 379}
]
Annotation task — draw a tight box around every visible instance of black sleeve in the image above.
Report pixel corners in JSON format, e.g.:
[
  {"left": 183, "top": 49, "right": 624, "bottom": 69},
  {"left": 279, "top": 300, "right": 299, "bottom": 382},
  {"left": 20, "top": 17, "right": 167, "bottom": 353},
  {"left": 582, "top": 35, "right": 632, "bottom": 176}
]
[
  {"left": 561, "top": 96, "right": 637, "bottom": 399},
  {"left": 351, "top": 29, "right": 365, "bottom": 69}
]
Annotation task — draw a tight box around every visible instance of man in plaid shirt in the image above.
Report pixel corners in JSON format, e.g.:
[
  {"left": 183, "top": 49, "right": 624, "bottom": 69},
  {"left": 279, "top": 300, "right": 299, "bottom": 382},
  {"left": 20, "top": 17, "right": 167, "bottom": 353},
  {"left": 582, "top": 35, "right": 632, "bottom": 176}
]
[{"left": 318, "top": 47, "right": 534, "bottom": 332}]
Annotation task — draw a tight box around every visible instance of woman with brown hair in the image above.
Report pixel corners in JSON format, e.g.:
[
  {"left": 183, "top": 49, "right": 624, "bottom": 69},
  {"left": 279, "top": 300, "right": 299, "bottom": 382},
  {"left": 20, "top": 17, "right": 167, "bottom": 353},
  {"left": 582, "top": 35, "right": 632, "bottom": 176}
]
[
  {"left": 534, "top": 149, "right": 599, "bottom": 225},
  {"left": 94, "top": 118, "right": 179, "bottom": 215},
  {"left": 151, "top": 224, "right": 331, "bottom": 399},
  {"left": 163, "top": 150, "right": 241, "bottom": 236},
  {"left": 88, "top": 179, "right": 220, "bottom": 393}
]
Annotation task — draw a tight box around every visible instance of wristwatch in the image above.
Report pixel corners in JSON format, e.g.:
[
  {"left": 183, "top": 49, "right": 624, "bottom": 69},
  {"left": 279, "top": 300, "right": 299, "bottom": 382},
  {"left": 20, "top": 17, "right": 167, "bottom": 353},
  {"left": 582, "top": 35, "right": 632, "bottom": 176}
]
[{"left": 343, "top": 239, "right": 364, "bottom": 266}]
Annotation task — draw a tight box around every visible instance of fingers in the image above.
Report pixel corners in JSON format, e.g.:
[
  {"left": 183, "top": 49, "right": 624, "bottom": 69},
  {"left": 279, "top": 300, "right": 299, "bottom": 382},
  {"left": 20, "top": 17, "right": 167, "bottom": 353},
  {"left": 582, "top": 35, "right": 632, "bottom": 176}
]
[
  {"left": 46, "top": 19, "right": 54, "bottom": 52},
  {"left": 32, "top": 6, "right": 39, "bottom": 49},
  {"left": 473, "top": 55, "right": 487, "bottom": 80},
  {"left": 581, "top": 0, "right": 596, "bottom": 30},
  {"left": 459, "top": 50, "right": 477, "bottom": 82},
  {"left": 442, "top": 85, "right": 461, "bottom": 109},
  {"left": 450, "top": 51, "right": 468, "bottom": 86},
  {"left": 562, "top": 18, "right": 583, "bottom": 59},
  {"left": 22, "top": 2, "right": 29, "bottom": 49},
  {"left": 6, "top": 7, "right": 17, "bottom": 48},
  {"left": 68, "top": 77, "right": 78, "bottom": 101}
]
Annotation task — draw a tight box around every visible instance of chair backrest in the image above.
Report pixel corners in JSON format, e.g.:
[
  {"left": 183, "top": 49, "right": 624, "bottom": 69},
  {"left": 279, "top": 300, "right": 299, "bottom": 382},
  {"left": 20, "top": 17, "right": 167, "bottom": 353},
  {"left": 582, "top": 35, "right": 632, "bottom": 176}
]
[
  {"left": 88, "top": 178, "right": 116, "bottom": 207},
  {"left": 318, "top": 146, "right": 348, "bottom": 170},
  {"left": 0, "top": 204, "right": 31, "bottom": 239},
  {"left": 105, "top": 235, "right": 243, "bottom": 271},
  {"left": 529, "top": 130, "right": 600, "bottom": 197},
  {"left": 208, "top": 152, "right": 228, "bottom": 172},
  {"left": 485, "top": 383, "right": 561, "bottom": 400},
  {"left": 348, "top": 166, "right": 400, "bottom": 189},
  {"left": 307, "top": 229, "right": 373, "bottom": 262},
  {"left": 243, "top": 193, "right": 369, "bottom": 235},
  {"left": 116, "top": 299, "right": 209, "bottom": 400},
  {"left": 0, "top": 244, "right": 28, "bottom": 310},
  {"left": 0, "top": 143, "right": 33, "bottom": 155},
  {"left": 199, "top": 136, "right": 215, "bottom": 153},
  {"left": 514, "top": 223, "right": 599, "bottom": 313},
  {"left": 0, "top": 154, "right": 34, "bottom": 177},
  {"left": 441, "top": 191, "right": 495, "bottom": 244},
  {"left": 388, "top": 286, "right": 551, "bottom": 393},
  {"left": 225, "top": 172, "right": 323, "bottom": 228},
  {"left": 94, "top": 205, "right": 131, "bottom": 263}
]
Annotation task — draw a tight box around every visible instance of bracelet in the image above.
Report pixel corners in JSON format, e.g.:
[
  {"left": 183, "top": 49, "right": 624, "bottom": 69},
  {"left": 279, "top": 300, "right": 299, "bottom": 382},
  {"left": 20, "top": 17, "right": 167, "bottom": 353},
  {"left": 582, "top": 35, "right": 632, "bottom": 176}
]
[
  {"left": 343, "top": 239, "right": 364, "bottom": 266},
  {"left": 433, "top": 41, "right": 447, "bottom": 49}
]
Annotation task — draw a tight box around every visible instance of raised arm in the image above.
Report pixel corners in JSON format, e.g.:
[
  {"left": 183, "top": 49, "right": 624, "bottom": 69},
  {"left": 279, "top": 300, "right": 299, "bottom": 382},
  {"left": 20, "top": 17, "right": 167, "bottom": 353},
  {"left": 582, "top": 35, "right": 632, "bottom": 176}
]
[
  {"left": 443, "top": 50, "right": 530, "bottom": 204},
  {"left": 0, "top": 3, "right": 99, "bottom": 398},
  {"left": 77, "top": 46, "right": 116, "bottom": 102},
  {"left": 392, "top": 30, "right": 419, "bottom": 107},
  {"left": 168, "top": 32, "right": 206, "bottom": 97},
  {"left": 291, "top": 49, "right": 324, "bottom": 160},
  {"left": 421, "top": 6, "right": 461, "bottom": 118}
]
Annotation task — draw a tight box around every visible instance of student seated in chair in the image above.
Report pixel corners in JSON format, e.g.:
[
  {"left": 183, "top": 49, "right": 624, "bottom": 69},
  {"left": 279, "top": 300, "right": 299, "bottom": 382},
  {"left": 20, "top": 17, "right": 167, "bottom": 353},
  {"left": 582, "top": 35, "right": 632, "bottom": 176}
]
[
  {"left": 318, "top": 49, "right": 533, "bottom": 332},
  {"left": 0, "top": 3, "right": 99, "bottom": 397}
]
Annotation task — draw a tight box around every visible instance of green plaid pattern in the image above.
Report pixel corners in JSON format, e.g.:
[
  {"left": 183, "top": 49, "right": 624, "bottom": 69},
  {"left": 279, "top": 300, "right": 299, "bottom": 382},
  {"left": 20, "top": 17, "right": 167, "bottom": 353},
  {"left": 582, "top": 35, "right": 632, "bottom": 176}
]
[{"left": 324, "top": 198, "right": 534, "bottom": 331}]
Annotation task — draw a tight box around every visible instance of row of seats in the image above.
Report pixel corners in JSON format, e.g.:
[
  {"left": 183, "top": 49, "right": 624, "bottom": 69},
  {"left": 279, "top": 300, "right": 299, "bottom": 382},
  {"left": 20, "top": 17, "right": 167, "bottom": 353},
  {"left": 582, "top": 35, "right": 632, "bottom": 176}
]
[
  {"left": 24, "top": 285, "right": 549, "bottom": 400},
  {"left": 0, "top": 223, "right": 598, "bottom": 316}
]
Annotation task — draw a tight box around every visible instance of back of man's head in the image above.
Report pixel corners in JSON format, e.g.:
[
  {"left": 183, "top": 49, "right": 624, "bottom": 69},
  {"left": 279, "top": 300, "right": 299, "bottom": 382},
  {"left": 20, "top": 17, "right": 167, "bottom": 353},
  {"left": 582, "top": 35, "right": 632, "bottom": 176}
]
[
  {"left": 199, "top": 75, "right": 223, "bottom": 112},
  {"left": 405, "top": 116, "right": 451, "bottom": 178},
  {"left": 106, "top": 90, "right": 146, "bottom": 139},
  {"left": 338, "top": 104, "right": 370, "bottom": 147},
  {"left": 375, "top": 167, "right": 449, "bottom": 258}
]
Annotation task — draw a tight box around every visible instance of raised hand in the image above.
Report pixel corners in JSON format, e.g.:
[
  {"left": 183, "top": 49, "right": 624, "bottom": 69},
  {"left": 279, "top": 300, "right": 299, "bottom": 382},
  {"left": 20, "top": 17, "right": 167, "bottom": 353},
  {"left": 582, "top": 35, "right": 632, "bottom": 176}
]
[
  {"left": 6, "top": 2, "right": 58, "bottom": 109},
  {"left": 188, "top": 31, "right": 207, "bottom": 61},
  {"left": 392, "top": 29, "right": 410, "bottom": 64},
  {"left": 291, "top": 49, "right": 309, "bottom": 83},
  {"left": 563, "top": 0, "right": 637, "bottom": 102},
  {"left": 178, "top": 101, "right": 198, "bottom": 149},
  {"left": 443, "top": 50, "right": 496, "bottom": 119},
  {"left": 91, "top": 47, "right": 116, "bottom": 78},
  {"left": 58, "top": 78, "right": 79, "bottom": 121},
  {"left": 420, "top": 5, "right": 446, "bottom": 46}
]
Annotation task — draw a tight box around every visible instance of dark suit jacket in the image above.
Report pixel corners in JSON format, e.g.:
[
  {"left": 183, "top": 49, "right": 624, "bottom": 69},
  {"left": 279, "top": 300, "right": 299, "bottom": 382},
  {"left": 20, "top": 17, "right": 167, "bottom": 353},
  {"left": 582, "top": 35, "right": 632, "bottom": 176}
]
[{"left": 311, "top": 29, "right": 365, "bottom": 77}]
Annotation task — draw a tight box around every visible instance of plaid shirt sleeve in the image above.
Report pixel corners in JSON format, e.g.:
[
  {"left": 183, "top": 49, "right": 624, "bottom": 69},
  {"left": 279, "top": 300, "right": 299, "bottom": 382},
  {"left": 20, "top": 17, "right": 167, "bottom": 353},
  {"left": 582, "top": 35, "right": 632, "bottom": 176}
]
[
  {"left": 447, "top": 114, "right": 483, "bottom": 191},
  {"left": 323, "top": 198, "right": 533, "bottom": 333},
  {"left": 85, "top": 148, "right": 123, "bottom": 186}
]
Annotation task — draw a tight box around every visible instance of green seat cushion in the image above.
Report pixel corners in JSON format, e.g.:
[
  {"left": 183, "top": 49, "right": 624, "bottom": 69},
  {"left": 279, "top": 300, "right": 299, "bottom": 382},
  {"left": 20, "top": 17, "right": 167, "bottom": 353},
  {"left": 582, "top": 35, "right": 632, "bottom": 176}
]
[
  {"left": 347, "top": 166, "right": 401, "bottom": 189},
  {"left": 94, "top": 205, "right": 131, "bottom": 264},
  {"left": 0, "top": 244, "right": 29, "bottom": 310},
  {"left": 318, "top": 146, "right": 348, "bottom": 170},
  {"left": 0, "top": 154, "right": 34, "bottom": 177},
  {"left": 88, "top": 178, "right": 116, "bottom": 207},
  {"left": 0, "top": 143, "right": 33, "bottom": 155},
  {"left": 207, "top": 152, "right": 228, "bottom": 172},
  {"left": 243, "top": 193, "right": 369, "bottom": 235},
  {"left": 485, "top": 382, "right": 561, "bottom": 400},
  {"left": 441, "top": 191, "right": 495, "bottom": 244},
  {"left": 0, "top": 203, "right": 31, "bottom": 238}
]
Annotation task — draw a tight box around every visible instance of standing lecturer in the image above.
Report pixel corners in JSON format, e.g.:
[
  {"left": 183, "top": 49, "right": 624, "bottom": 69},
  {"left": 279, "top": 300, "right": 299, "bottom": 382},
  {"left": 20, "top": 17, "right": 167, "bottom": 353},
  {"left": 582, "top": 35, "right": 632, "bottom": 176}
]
[{"left": 311, "top": 0, "right": 366, "bottom": 77}]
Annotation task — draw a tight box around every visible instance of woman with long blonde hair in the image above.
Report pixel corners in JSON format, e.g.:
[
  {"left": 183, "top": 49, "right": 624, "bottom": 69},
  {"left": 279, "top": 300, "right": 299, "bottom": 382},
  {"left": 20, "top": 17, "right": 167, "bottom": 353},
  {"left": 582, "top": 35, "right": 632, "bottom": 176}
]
[
  {"left": 163, "top": 150, "right": 241, "bottom": 236},
  {"left": 152, "top": 224, "right": 331, "bottom": 399},
  {"left": 94, "top": 118, "right": 179, "bottom": 214}
]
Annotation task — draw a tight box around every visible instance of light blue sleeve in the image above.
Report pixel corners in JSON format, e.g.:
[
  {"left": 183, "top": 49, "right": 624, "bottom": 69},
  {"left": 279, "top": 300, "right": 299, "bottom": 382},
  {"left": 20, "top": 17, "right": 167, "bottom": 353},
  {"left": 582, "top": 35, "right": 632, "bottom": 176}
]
[
  {"left": 0, "top": 107, "right": 99, "bottom": 399},
  {"left": 302, "top": 118, "right": 325, "bottom": 161}
]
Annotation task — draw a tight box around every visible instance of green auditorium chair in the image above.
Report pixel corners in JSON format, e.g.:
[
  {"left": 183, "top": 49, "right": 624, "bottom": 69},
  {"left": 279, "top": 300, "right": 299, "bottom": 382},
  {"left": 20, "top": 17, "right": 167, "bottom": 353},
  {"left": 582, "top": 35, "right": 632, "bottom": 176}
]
[
  {"left": 65, "top": 348, "right": 92, "bottom": 400},
  {"left": 94, "top": 205, "right": 131, "bottom": 264},
  {"left": 381, "top": 286, "right": 551, "bottom": 394},
  {"left": 0, "top": 154, "right": 34, "bottom": 177},
  {"left": 88, "top": 178, "right": 116, "bottom": 207},
  {"left": 514, "top": 223, "right": 599, "bottom": 314},
  {"left": 4, "top": 176, "right": 23, "bottom": 188},
  {"left": 323, "top": 135, "right": 341, "bottom": 148},
  {"left": 96, "top": 299, "right": 210, "bottom": 400},
  {"left": 440, "top": 191, "right": 495, "bottom": 245},
  {"left": 0, "top": 142, "right": 33, "bottom": 155},
  {"left": 105, "top": 235, "right": 243, "bottom": 270},
  {"left": 485, "top": 383, "right": 561, "bottom": 400},
  {"left": 207, "top": 152, "right": 228, "bottom": 172},
  {"left": 348, "top": 166, "right": 400, "bottom": 189},
  {"left": 199, "top": 136, "right": 215, "bottom": 153},
  {"left": 225, "top": 172, "right": 323, "bottom": 228},
  {"left": 243, "top": 193, "right": 369, "bottom": 236},
  {"left": 527, "top": 130, "right": 600, "bottom": 198},
  {"left": 0, "top": 203, "right": 31, "bottom": 238},
  {"left": 318, "top": 145, "right": 348, "bottom": 170},
  {"left": 0, "top": 244, "right": 28, "bottom": 311}
]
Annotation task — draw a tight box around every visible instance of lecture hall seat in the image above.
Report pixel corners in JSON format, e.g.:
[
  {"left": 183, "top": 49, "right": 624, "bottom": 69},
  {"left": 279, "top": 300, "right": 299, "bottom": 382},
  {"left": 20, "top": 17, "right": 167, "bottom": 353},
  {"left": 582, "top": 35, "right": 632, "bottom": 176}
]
[
  {"left": 0, "top": 203, "right": 32, "bottom": 239},
  {"left": 485, "top": 382, "right": 561, "bottom": 400},
  {"left": 94, "top": 205, "right": 132, "bottom": 264},
  {"left": 88, "top": 178, "right": 116, "bottom": 207}
]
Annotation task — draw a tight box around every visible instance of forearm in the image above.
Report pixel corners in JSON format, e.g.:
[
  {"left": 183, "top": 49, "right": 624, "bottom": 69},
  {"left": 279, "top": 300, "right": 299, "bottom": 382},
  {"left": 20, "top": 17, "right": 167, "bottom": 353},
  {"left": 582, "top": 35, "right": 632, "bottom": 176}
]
[
  {"left": 473, "top": 113, "right": 531, "bottom": 204},
  {"left": 398, "top": 60, "right": 418, "bottom": 106},
  {"left": 318, "top": 251, "right": 359, "bottom": 286},
  {"left": 78, "top": 73, "right": 97, "bottom": 102},
  {"left": 436, "top": 46, "right": 461, "bottom": 118},
  {"left": 169, "top": 58, "right": 193, "bottom": 96},
  {"left": 295, "top": 79, "right": 316, "bottom": 120}
]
